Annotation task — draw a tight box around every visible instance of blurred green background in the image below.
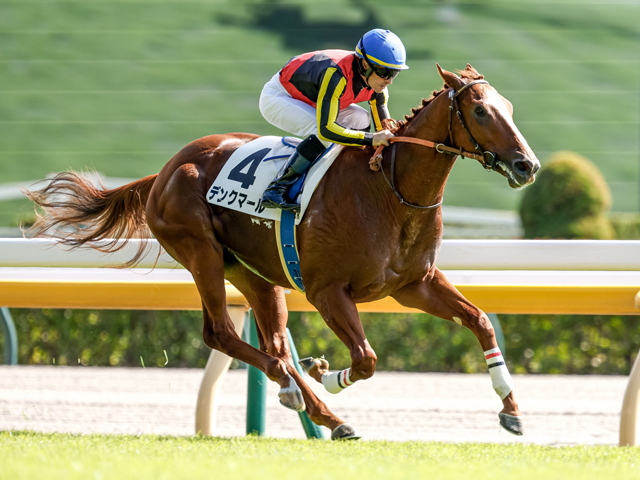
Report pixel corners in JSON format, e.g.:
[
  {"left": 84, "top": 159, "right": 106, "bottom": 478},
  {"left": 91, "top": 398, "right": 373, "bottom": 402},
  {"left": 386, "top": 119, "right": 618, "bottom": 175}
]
[{"left": 0, "top": 0, "right": 639, "bottom": 226}]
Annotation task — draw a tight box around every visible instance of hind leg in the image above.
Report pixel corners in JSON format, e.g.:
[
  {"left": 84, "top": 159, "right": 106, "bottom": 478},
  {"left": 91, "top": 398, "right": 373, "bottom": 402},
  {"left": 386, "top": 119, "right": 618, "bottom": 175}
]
[
  {"left": 303, "top": 284, "right": 378, "bottom": 390},
  {"left": 392, "top": 268, "right": 522, "bottom": 435},
  {"left": 146, "top": 164, "right": 303, "bottom": 410},
  {"left": 225, "top": 261, "right": 347, "bottom": 433}
]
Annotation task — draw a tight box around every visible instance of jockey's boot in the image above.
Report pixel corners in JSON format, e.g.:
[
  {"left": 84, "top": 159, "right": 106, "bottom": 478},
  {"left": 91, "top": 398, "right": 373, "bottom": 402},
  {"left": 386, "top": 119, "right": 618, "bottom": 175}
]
[{"left": 261, "top": 135, "right": 326, "bottom": 210}]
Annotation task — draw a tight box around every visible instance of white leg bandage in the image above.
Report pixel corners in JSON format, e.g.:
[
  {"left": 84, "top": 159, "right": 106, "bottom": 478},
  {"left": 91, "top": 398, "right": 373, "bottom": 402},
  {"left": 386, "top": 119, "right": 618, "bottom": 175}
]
[
  {"left": 321, "top": 368, "right": 353, "bottom": 394},
  {"left": 485, "top": 347, "right": 514, "bottom": 400}
]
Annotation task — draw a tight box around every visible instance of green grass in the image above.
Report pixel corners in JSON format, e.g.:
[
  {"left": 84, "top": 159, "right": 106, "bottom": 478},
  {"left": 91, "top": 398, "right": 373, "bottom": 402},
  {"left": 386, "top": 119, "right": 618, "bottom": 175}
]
[
  {"left": 2, "top": 431, "right": 640, "bottom": 480},
  {"left": 0, "top": 0, "right": 638, "bottom": 226}
]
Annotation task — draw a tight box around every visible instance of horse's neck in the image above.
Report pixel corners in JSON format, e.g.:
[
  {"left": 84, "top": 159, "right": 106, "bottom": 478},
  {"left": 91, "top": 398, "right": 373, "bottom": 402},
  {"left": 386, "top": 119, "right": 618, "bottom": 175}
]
[{"left": 391, "top": 93, "right": 456, "bottom": 210}]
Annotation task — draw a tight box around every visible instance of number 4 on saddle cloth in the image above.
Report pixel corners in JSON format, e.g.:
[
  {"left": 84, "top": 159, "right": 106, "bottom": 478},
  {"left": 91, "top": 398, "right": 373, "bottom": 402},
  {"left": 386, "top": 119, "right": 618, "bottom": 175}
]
[{"left": 206, "top": 136, "right": 342, "bottom": 293}]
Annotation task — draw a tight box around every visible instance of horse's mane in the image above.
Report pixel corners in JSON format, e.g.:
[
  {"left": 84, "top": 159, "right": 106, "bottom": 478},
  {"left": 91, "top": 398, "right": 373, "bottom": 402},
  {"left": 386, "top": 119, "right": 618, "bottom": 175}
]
[
  {"left": 391, "top": 88, "right": 447, "bottom": 133},
  {"left": 390, "top": 69, "right": 483, "bottom": 135}
]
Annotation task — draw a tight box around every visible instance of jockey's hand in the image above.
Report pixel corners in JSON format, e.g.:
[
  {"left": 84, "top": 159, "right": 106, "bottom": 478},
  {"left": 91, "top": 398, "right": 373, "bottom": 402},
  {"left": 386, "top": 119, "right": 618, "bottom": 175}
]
[{"left": 372, "top": 129, "right": 394, "bottom": 147}]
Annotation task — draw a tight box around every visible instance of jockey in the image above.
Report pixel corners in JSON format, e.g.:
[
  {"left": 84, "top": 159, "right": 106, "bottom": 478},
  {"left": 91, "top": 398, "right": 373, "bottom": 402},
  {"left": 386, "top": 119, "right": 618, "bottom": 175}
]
[{"left": 259, "top": 28, "right": 409, "bottom": 210}]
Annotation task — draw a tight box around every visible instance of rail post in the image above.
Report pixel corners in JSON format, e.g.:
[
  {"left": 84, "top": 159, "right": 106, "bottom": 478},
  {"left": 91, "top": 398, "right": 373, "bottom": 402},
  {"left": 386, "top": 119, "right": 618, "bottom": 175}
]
[
  {"left": 487, "top": 313, "right": 506, "bottom": 355},
  {"left": 195, "top": 305, "right": 247, "bottom": 436},
  {"left": 246, "top": 310, "right": 267, "bottom": 435},
  {"left": 0, "top": 307, "right": 18, "bottom": 365},
  {"left": 286, "top": 327, "right": 327, "bottom": 439},
  {"left": 620, "top": 348, "right": 640, "bottom": 446}
]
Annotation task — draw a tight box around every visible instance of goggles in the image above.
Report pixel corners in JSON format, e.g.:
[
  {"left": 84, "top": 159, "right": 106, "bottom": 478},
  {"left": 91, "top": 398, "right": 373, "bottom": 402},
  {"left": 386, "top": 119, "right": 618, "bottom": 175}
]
[{"left": 370, "top": 65, "right": 400, "bottom": 80}]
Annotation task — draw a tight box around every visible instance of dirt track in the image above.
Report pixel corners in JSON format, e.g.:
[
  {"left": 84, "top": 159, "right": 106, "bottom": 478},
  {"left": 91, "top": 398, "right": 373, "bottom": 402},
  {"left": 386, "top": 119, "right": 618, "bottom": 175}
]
[{"left": 0, "top": 365, "right": 627, "bottom": 445}]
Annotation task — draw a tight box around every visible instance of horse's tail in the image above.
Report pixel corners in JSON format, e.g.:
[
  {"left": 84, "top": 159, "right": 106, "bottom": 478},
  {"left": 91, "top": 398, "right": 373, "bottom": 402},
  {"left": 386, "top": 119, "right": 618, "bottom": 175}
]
[{"left": 24, "top": 171, "right": 159, "bottom": 268}]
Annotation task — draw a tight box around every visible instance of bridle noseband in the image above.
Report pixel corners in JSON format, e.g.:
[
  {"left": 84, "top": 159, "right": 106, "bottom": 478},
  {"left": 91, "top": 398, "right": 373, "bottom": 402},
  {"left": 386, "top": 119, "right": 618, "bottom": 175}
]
[{"left": 370, "top": 79, "right": 499, "bottom": 209}]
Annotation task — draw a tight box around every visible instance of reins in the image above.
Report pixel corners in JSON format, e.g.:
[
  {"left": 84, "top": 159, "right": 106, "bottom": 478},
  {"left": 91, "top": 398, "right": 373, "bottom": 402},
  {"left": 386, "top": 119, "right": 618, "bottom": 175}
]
[{"left": 369, "top": 79, "right": 498, "bottom": 209}]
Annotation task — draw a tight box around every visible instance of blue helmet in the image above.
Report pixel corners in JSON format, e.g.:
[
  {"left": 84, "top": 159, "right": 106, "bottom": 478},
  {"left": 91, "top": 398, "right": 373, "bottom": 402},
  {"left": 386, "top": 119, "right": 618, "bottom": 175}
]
[{"left": 355, "top": 29, "right": 409, "bottom": 71}]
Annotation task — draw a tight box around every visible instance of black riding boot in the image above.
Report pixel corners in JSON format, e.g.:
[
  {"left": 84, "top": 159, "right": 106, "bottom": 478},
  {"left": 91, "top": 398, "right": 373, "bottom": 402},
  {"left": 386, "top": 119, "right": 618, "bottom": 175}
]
[{"left": 261, "top": 135, "right": 326, "bottom": 211}]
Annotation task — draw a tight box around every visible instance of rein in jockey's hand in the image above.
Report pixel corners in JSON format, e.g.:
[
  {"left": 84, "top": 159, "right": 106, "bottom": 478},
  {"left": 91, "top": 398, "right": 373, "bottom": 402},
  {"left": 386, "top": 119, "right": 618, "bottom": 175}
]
[{"left": 372, "top": 129, "right": 394, "bottom": 147}]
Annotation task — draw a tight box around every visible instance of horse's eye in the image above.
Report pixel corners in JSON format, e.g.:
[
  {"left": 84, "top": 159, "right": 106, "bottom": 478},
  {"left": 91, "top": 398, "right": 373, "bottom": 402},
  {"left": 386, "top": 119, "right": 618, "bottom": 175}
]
[{"left": 474, "top": 106, "right": 486, "bottom": 116}]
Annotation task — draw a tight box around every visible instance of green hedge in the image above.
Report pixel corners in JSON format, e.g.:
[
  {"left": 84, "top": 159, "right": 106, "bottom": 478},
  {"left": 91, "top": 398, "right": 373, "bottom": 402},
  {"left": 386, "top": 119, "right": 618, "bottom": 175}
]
[
  {"left": 1, "top": 309, "right": 638, "bottom": 375},
  {"left": 520, "top": 151, "right": 614, "bottom": 240},
  {"left": 611, "top": 213, "right": 640, "bottom": 240},
  {"left": 2, "top": 309, "right": 212, "bottom": 368}
]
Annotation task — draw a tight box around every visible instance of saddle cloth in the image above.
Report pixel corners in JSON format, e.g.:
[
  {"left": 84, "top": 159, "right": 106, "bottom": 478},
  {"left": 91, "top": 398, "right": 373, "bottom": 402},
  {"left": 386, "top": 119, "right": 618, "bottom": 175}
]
[
  {"left": 206, "top": 136, "right": 341, "bottom": 225},
  {"left": 206, "top": 136, "right": 342, "bottom": 293}
]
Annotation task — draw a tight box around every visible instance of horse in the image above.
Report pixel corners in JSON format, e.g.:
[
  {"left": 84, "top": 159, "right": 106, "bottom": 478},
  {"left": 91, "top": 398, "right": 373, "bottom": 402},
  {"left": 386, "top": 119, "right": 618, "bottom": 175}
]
[{"left": 25, "top": 64, "right": 539, "bottom": 440}]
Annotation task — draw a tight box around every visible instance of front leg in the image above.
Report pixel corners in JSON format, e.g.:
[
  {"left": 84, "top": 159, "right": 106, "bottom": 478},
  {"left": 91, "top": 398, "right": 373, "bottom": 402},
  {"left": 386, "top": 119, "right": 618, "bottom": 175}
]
[{"left": 393, "top": 268, "right": 523, "bottom": 435}]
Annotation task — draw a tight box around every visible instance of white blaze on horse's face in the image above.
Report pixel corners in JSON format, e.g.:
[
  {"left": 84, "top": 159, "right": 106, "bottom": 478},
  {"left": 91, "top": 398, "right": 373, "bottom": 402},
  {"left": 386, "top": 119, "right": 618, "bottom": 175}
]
[{"left": 481, "top": 87, "right": 540, "bottom": 189}]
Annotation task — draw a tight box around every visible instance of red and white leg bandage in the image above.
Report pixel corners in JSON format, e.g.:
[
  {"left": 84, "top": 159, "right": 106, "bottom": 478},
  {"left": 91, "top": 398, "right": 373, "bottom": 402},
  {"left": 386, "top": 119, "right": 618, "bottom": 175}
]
[
  {"left": 484, "top": 347, "right": 514, "bottom": 400},
  {"left": 321, "top": 368, "right": 354, "bottom": 394}
]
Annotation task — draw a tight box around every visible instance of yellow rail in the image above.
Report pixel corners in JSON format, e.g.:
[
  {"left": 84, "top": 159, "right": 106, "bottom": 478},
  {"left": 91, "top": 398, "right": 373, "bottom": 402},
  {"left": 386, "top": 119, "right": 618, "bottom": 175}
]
[{"left": 1, "top": 279, "right": 639, "bottom": 315}]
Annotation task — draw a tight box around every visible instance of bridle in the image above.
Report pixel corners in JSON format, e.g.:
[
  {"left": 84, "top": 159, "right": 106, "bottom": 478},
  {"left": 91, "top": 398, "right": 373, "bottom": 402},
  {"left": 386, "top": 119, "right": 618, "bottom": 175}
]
[
  {"left": 370, "top": 79, "right": 499, "bottom": 209},
  {"left": 448, "top": 80, "right": 498, "bottom": 172}
]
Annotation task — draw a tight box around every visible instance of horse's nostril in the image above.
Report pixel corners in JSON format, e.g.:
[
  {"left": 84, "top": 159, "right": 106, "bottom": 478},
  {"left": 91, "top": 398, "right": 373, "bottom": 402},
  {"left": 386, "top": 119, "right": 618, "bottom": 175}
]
[{"left": 513, "top": 160, "right": 530, "bottom": 176}]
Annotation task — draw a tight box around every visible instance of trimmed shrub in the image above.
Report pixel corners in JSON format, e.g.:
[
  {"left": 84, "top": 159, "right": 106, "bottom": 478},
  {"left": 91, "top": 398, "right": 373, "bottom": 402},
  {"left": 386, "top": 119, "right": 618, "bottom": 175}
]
[
  {"left": 611, "top": 212, "right": 640, "bottom": 239},
  {"left": 519, "top": 151, "right": 614, "bottom": 239}
]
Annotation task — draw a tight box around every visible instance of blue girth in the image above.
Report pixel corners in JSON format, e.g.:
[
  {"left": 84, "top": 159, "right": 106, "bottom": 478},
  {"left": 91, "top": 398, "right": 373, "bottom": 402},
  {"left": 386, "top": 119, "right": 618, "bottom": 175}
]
[{"left": 278, "top": 210, "right": 305, "bottom": 292}]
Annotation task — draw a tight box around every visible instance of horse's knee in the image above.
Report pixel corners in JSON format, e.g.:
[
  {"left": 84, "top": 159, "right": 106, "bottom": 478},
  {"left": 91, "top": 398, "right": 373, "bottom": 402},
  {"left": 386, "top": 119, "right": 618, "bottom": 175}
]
[
  {"left": 463, "top": 310, "right": 496, "bottom": 346},
  {"left": 351, "top": 349, "right": 377, "bottom": 380}
]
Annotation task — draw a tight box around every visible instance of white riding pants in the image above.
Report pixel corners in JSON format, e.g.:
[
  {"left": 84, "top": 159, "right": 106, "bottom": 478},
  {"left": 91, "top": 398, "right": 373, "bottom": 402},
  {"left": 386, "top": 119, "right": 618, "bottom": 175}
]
[{"left": 259, "top": 73, "right": 371, "bottom": 146}]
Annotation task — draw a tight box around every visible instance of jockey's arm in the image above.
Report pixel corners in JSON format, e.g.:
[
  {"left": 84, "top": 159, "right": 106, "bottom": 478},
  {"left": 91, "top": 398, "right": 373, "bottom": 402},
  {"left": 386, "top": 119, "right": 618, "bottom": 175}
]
[
  {"left": 316, "top": 68, "right": 375, "bottom": 147},
  {"left": 369, "top": 89, "right": 390, "bottom": 132}
]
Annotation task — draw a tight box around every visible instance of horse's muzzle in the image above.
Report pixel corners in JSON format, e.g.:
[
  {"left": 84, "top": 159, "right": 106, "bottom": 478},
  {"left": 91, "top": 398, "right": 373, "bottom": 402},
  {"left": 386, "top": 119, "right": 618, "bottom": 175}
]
[{"left": 509, "top": 156, "right": 540, "bottom": 188}]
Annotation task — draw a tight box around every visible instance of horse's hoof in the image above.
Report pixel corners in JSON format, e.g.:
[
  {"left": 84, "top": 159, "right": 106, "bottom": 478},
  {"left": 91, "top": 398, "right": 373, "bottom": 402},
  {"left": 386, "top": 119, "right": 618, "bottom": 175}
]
[
  {"left": 331, "top": 423, "right": 361, "bottom": 441},
  {"left": 499, "top": 413, "right": 524, "bottom": 436},
  {"left": 278, "top": 374, "right": 305, "bottom": 412},
  {"left": 298, "top": 357, "right": 317, "bottom": 374}
]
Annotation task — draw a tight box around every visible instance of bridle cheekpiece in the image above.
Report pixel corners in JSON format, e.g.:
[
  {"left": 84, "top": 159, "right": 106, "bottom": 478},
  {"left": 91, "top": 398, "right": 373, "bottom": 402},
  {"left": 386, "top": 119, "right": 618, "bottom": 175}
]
[{"left": 447, "top": 80, "right": 498, "bottom": 171}]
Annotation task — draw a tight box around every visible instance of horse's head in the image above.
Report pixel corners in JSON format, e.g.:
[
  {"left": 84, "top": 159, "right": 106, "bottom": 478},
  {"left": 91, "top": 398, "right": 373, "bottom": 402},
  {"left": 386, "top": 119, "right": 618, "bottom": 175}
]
[{"left": 436, "top": 64, "right": 540, "bottom": 189}]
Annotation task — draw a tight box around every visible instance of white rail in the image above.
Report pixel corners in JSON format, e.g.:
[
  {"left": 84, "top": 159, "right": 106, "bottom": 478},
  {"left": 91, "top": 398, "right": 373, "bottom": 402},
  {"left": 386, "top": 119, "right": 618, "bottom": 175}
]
[{"left": 3, "top": 238, "right": 640, "bottom": 271}]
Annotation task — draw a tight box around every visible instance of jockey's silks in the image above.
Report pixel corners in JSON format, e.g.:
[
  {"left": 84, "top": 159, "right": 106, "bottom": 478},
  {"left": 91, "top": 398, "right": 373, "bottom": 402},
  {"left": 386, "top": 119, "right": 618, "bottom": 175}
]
[{"left": 279, "top": 50, "right": 390, "bottom": 146}]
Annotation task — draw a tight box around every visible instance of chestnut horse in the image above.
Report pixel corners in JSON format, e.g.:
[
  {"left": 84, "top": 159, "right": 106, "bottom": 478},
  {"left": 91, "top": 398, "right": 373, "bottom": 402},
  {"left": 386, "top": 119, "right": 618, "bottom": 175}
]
[{"left": 26, "top": 64, "right": 539, "bottom": 440}]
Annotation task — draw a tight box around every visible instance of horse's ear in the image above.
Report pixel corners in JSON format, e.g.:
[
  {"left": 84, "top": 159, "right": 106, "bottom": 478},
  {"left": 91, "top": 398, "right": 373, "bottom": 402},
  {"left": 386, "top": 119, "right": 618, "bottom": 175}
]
[
  {"left": 465, "top": 64, "right": 484, "bottom": 79},
  {"left": 436, "top": 63, "right": 465, "bottom": 91}
]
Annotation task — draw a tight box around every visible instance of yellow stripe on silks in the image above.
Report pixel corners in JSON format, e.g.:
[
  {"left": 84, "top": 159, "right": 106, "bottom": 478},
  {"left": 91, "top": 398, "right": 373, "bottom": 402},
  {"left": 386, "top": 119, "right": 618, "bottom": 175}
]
[
  {"left": 370, "top": 89, "right": 389, "bottom": 132},
  {"left": 370, "top": 97, "right": 382, "bottom": 131},
  {"left": 316, "top": 68, "right": 365, "bottom": 145},
  {"left": 274, "top": 220, "right": 305, "bottom": 294}
]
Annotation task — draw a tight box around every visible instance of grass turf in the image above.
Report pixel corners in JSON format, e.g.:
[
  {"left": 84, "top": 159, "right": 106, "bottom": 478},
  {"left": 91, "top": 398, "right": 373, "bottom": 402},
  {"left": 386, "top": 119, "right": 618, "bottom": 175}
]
[{"left": 1, "top": 430, "right": 640, "bottom": 480}]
